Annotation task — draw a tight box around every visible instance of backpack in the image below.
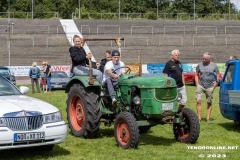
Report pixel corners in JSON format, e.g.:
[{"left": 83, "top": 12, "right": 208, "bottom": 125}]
[
  {"left": 31, "top": 67, "right": 39, "bottom": 78},
  {"left": 32, "top": 67, "right": 37, "bottom": 75}
]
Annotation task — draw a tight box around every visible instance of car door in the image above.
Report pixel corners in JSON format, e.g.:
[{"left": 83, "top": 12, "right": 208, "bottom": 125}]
[{"left": 219, "top": 63, "right": 234, "bottom": 118}]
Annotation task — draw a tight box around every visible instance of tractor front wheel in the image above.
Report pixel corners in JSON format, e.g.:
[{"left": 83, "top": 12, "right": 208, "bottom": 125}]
[
  {"left": 173, "top": 108, "right": 200, "bottom": 144},
  {"left": 114, "top": 112, "right": 139, "bottom": 149}
]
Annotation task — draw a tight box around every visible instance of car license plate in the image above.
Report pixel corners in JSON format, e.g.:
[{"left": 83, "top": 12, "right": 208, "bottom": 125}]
[
  {"left": 14, "top": 132, "right": 45, "bottom": 142},
  {"left": 53, "top": 85, "right": 62, "bottom": 88},
  {"left": 162, "top": 103, "right": 173, "bottom": 110}
]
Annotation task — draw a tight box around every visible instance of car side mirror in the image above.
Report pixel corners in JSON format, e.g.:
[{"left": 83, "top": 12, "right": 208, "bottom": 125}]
[{"left": 19, "top": 86, "right": 29, "bottom": 95}]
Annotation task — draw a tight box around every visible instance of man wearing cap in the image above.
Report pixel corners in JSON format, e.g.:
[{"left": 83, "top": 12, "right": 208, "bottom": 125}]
[{"left": 103, "top": 50, "right": 125, "bottom": 106}]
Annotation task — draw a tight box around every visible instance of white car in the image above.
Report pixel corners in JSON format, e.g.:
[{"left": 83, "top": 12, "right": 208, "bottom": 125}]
[{"left": 0, "top": 75, "right": 67, "bottom": 151}]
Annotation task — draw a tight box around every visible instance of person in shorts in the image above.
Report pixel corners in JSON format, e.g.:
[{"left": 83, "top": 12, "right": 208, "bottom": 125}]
[
  {"left": 195, "top": 52, "right": 220, "bottom": 123},
  {"left": 163, "top": 49, "right": 187, "bottom": 110},
  {"left": 40, "top": 61, "right": 47, "bottom": 93}
]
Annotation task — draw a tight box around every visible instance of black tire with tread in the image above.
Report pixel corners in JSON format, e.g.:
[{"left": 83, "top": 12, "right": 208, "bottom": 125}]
[
  {"left": 66, "top": 83, "right": 102, "bottom": 138},
  {"left": 114, "top": 112, "right": 140, "bottom": 149},
  {"left": 173, "top": 108, "right": 200, "bottom": 144}
]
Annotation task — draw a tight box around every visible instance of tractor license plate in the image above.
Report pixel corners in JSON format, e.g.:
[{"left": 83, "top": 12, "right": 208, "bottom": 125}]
[
  {"left": 14, "top": 132, "right": 45, "bottom": 142},
  {"left": 162, "top": 103, "right": 173, "bottom": 110}
]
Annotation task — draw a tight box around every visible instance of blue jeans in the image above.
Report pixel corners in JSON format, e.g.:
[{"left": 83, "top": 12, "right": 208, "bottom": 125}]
[
  {"left": 46, "top": 76, "right": 52, "bottom": 91},
  {"left": 103, "top": 78, "right": 118, "bottom": 100}
]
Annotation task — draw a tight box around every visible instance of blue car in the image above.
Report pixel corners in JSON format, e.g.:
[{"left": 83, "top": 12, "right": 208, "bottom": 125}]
[
  {"left": 0, "top": 66, "right": 16, "bottom": 85},
  {"left": 40, "top": 71, "right": 70, "bottom": 90}
]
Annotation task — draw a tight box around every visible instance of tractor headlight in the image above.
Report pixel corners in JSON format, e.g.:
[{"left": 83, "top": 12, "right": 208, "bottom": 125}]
[
  {"left": 133, "top": 96, "right": 141, "bottom": 105},
  {"left": 43, "top": 111, "right": 63, "bottom": 124}
]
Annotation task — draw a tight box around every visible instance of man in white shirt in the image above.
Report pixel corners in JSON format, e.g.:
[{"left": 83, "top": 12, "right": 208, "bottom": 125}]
[{"left": 102, "top": 50, "right": 125, "bottom": 106}]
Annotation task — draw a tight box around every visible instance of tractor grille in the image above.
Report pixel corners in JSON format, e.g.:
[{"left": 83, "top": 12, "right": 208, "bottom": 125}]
[
  {"left": 155, "top": 87, "right": 177, "bottom": 101},
  {"left": 4, "top": 116, "right": 43, "bottom": 131}
]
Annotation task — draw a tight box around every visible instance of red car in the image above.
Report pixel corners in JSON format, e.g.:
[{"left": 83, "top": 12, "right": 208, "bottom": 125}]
[
  {"left": 183, "top": 72, "right": 223, "bottom": 85},
  {"left": 183, "top": 72, "right": 196, "bottom": 85}
]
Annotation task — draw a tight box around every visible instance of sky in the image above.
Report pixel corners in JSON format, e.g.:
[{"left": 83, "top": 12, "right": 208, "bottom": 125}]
[{"left": 231, "top": 0, "right": 240, "bottom": 11}]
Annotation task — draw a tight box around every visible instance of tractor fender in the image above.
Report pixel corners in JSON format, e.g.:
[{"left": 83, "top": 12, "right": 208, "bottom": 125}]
[{"left": 65, "top": 75, "right": 101, "bottom": 93}]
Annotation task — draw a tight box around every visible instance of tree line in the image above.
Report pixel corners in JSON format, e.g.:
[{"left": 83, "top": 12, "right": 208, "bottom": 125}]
[{"left": 0, "top": 0, "right": 238, "bottom": 19}]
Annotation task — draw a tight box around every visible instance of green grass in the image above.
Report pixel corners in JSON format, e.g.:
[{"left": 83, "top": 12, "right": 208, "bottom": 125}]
[{"left": 1, "top": 86, "right": 239, "bottom": 160}]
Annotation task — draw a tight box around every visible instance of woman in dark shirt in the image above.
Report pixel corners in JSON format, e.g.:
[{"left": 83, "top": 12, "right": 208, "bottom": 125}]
[{"left": 69, "top": 35, "right": 102, "bottom": 84}]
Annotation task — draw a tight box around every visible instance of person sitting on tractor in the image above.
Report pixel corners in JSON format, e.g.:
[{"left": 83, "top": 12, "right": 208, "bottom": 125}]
[
  {"left": 102, "top": 50, "right": 125, "bottom": 106},
  {"left": 69, "top": 34, "right": 102, "bottom": 83},
  {"left": 96, "top": 50, "right": 112, "bottom": 73}
]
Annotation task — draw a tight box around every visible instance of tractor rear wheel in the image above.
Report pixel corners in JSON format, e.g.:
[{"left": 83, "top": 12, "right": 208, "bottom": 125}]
[
  {"left": 173, "top": 108, "right": 200, "bottom": 144},
  {"left": 66, "top": 84, "right": 102, "bottom": 138},
  {"left": 114, "top": 112, "right": 139, "bottom": 149}
]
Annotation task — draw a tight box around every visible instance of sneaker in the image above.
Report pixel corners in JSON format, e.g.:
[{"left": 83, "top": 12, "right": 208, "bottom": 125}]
[
  {"left": 199, "top": 119, "right": 201, "bottom": 123},
  {"left": 112, "top": 98, "right": 117, "bottom": 107}
]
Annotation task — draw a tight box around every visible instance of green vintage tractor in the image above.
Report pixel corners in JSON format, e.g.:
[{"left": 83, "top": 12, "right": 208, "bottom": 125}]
[{"left": 65, "top": 38, "right": 200, "bottom": 149}]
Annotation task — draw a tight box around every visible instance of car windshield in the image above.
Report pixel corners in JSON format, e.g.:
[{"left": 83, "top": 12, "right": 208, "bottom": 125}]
[
  {"left": 51, "top": 72, "right": 67, "bottom": 78},
  {"left": 0, "top": 77, "right": 21, "bottom": 96},
  {"left": 0, "top": 68, "right": 10, "bottom": 75}
]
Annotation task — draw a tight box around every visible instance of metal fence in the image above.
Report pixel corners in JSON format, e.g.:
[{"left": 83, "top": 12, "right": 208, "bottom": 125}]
[
  {"left": 71, "top": 12, "right": 240, "bottom": 21},
  {"left": 1, "top": 11, "right": 240, "bottom": 20},
  {"left": 0, "top": 12, "right": 59, "bottom": 19}
]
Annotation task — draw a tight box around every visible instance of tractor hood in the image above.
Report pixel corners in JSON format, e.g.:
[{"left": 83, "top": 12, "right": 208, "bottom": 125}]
[{"left": 119, "top": 74, "right": 176, "bottom": 88}]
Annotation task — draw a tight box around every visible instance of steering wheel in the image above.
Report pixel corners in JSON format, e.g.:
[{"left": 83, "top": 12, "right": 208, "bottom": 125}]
[{"left": 112, "top": 66, "right": 131, "bottom": 75}]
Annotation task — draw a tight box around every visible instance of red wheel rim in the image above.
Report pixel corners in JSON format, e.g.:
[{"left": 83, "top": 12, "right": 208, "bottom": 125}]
[
  {"left": 116, "top": 120, "right": 130, "bottom": 145},
  {"left": 176, "top": 117, "right": 190, "bottom": 139},
  {"left": 70, "top": 96, "right": 85, "bottom": 131},
  {"left": 176, "top": 126, "right": 189, "bottom": 139}
]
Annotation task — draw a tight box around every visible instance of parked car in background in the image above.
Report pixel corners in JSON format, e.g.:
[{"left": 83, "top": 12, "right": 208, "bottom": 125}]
[
  {"left": 183, "top": 72, "right": 195, "bottom": 85},
  {"left": 0, "top": 66, "right": 16, "bottom": 85},
  {"left": 40, "top": 71, "right": 70, "bottom": 90},
  {"left": 0, "top": 75, "right": 67, "bottom": 151}
]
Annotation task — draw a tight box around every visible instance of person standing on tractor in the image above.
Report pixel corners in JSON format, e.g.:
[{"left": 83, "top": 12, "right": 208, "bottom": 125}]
[
  {"left": 163, "top": 49, "right": 187, "bottom": 110},
  {"left": 69, "top": 35, "right": 102, "bottom": 84},
  {"left": 195, "top": 52, "right": 220, "bottom": 123},
  {"left": 102, "top": 50, "right": 125, "bottom": 106}
]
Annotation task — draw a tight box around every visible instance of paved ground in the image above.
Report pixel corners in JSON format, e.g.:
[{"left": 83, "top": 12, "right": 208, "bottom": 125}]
[{"left": 16, "top": 77, "right": 31, "bottom": 85}]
